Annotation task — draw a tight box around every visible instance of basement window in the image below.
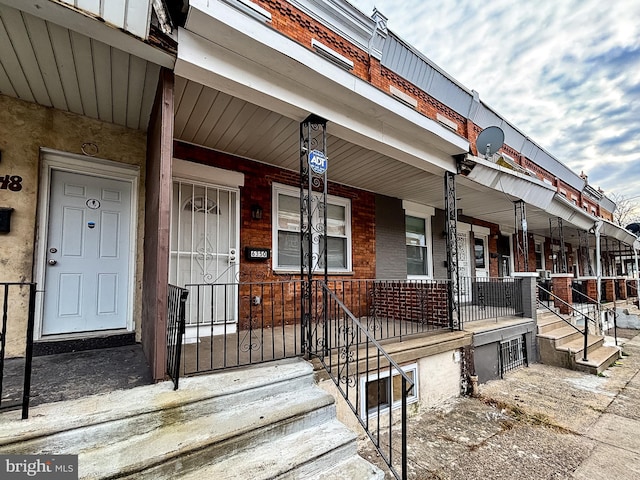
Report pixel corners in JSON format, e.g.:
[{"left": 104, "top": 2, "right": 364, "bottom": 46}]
[{"left": 360, "top": 363, "right": 418, "bottom": 418}]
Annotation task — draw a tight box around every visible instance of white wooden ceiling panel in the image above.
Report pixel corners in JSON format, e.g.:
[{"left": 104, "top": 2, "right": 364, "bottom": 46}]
[
  {"left": 0, "top": 61, "right": 16, "bottom": 97},
  {"left": 227, "top": 107, "right": 272, "bottom": 157},
  {"left": 1, "top": 7, "right": 51, "bottom": 106},
  {"left": 70, "top": 31, "right": 98, "bottom": 119},
  {"left": 23, "top": 14, "right": 68, "bottom": 111},
  {"left": 238, "top": 112, "right": 289, "bottom": 161},
  {"left": 195, "top": 93, "right": 234, "bottom": 145},
  {"left": 202, "top": 96, "right": 245, "bottom": 146},
  {"left": 174, "top": 80, "right": 204, "bottom": 139},
  {"left": 216, "top": 102, "right": 263, "bottom": 152},
  {"left": 126, "top": 54, "right": 147, "bottom": 129},
  {"left": 110, "top": 48, "right": 129, "bottom": 126},
  {"left": 91, "top": 40, "right": 113, "bottom": 123},
  {"left": 182, "top": 86, "right": 218, "bottom": 143},
  {"left": 0, "top": 4, "right": 159, "bottom": 131},
  {"left": 0, "top": 12, "right": 34, "bottom": 102},
  {"left": 48, "top": 22, "right": 84, "bottom": 114}
]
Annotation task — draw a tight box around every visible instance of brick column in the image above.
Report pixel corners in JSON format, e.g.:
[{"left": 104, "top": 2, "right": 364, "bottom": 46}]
[
  {"left": 585, "top": 278, "right": 598, "bottom": 301},
  {"left": 618, "top": 279, "right": 628, "bottom": 300},
  {"left": 551, "top": 274, "right": 574, "bottom": 314},
  {"left": 604, "top": 278, "right": 615, "bottom": 302}
]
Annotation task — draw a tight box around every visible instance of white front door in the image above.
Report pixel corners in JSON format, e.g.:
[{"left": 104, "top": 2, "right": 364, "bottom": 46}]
[
  {"left": 42, "top": 170, "right": 132, "bottom": 335},
  {"left": 169, "top": 180, "right": 239, "bottom": 331},
  {"left": 474, "top": 233, "right": 489, "bottom": 279}
]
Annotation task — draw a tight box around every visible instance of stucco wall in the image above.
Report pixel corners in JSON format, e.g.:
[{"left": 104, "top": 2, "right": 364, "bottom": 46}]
[
  {"left": 417, "top": 350, "right": 461, "bottom": 408},
  {"left": 0, "top": 94, "right": 147, "bottom": 356}
]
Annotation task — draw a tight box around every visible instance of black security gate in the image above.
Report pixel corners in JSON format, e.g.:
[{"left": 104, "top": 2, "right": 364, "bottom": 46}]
[{"left": 166, "top": 284, "right": 188, "bottom": 390}]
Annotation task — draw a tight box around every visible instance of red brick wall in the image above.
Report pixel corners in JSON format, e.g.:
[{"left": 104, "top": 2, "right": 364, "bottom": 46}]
[
  {"left": 552, "top": 276, "right": 573, "bottom": 314},
  {"left": 371, "top": 281, "right": 449, "bottom": 328}
]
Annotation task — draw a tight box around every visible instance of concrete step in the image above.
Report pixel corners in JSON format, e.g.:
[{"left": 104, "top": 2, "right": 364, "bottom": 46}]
[
  {"left": 175, "top": 419, "right": 377, "bottom": 480},
  {"left": 537, "top": 325, "right": 583, "bottom": 347},
  {"left": 537, "top": 315, "right": 572, "bottom": 334},
  {"left": 556, "top": 334, "right": 604, "bottom": 356},
  {"left": 575, "top": 345, "right": 621, "bottom": 375},
  {"left": 0, "top": 359, "right": 315, "bottom": 450},
  {"left": 1, "top": 358, "right": 383, "bottom": 479}
]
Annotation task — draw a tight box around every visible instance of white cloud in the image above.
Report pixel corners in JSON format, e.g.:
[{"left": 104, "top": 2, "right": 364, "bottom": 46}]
[{"left": 350, "top": 0, "right": 640, "bottom": 197}]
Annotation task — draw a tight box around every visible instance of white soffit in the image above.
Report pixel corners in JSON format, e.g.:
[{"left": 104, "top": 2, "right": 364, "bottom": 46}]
[
  {"left": 0, "top": 0, "right": 173, "bottom": 67},
  {"left": 0, "top": 3, "right": 161, "bottom": 130},
  {"left": 178, "top": 0, "right": 468, "bottom": 175}
]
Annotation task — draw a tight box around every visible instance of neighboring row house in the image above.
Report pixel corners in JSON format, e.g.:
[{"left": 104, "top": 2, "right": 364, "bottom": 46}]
[{"left": 1, "top": 1, "right": 638, "bottom": 478}]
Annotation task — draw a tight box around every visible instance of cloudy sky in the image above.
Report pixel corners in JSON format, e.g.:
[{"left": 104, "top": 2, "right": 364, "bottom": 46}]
[{"left": 350, "top": 0, "right": 640, "bottom": 201}]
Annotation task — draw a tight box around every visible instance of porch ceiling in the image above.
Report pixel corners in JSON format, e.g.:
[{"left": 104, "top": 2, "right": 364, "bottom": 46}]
[
  {"left": 174, "top": 76, "right": 449, "bottom": 207},
  {"left": 0, "top": 3, "right": 161, "bottom": 131}
]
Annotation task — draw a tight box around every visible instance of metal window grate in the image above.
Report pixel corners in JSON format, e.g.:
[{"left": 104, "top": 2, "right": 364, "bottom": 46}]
[{"left": 499, "top": 335, "right": 528, "bottom": 377}]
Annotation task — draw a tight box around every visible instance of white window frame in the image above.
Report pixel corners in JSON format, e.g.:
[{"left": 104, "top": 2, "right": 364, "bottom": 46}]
[
  {"left": 272, "top": 183, "right": 352, "bottom": 273},
  {"left": 359, "top": 363, "right": 419, "bottom": 419},
  {"left": 403, "top": 201, "right": 434, "bottom": 279}
]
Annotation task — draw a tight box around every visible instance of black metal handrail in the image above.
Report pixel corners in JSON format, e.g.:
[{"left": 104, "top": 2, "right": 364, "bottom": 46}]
[
  {"left": 0, "top": 282, "right": 36, "bottom": 419},
  {"left": 571, "top": 287, "right": 618, "bottom": 347},
  {"left": 167, "top": 284, "right": 188, "bottom": 390},
  {"left": 537, "top": 284, "right": 593, "bottom": 362},
  {"left": 310, "top": 281, "right": 412, "bottom": 480}
]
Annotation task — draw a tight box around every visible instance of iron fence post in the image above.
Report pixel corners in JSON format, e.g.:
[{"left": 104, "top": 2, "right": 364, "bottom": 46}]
[{"left": 21, "top": 283, "right": 36, "bottom": 419}]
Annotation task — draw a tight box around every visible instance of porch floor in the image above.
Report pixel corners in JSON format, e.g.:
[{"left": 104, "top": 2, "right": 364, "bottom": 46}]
[{"left": 1, "top": 344, "right": 152, "bottom": 408}]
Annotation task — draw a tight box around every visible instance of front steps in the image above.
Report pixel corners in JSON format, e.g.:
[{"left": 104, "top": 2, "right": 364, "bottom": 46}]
[
  {"left": 0, "top": 358, "right": 383, "bottom": 480},
  {"left": 537, "top": 311, "right": 620, "bottom": 375}
]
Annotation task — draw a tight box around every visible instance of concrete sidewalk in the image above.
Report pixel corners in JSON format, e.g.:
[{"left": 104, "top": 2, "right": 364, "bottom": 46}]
[{"left": 360, "top": 332, "right": 640, "bottom": 479}]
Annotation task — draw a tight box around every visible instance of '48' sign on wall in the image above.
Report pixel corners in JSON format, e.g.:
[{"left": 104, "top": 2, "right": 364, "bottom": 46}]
[
  {"left": 308, "top": 150, "right": 328, "bottom": 175},
  {"left": 0, "top": 175, "right": 22, "bottom": 191}
]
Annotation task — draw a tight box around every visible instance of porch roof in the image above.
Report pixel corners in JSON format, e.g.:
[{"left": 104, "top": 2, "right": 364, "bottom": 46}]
[
  {"left": 175, "top": 0, "right": 468, "bottom": 181},
  {"left": 460, "top": 155, "right": 638, "bottom": 248},
  {"left": 0, "top": 1, "right": 168, "bottom": 132}
]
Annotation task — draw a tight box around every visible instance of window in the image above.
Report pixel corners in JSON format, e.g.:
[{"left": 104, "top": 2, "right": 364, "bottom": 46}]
[
  {"left": 406, "top": 215, "right": 431, "bottom": 277},
  {"left": 474, "top": 238, "right": 486, "bottom": 269},
  {"left": 535, "top": 242, "right": 543, "bottom": 270},
  {"left": 360, "top": 364, "right": 418, "bottom": 418},
  {"left": 273, "top": 183, "right": 351, "bottom": 272}
]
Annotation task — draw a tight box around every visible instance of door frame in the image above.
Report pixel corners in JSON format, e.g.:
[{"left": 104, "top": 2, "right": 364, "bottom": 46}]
[{"left": 34, "top": 148, "right": 140, "bottom": 340}]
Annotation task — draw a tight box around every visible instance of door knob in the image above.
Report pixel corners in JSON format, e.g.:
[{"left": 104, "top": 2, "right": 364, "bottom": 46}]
[{"left": 48, "top": 259, "right": 57, "bottom": 266}]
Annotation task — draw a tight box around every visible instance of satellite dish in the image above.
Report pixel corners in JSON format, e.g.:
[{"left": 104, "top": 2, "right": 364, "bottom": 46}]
[
  {"left": 626, "top": 223, "right": 640, "bottom": 235},
  {"left": 475, "top": 126, "right": 505, "bottom": 158}
]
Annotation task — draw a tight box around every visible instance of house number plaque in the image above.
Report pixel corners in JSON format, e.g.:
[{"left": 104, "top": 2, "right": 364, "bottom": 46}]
[{"left": 0, "top": 174, "right": 22, "bottom": 192}]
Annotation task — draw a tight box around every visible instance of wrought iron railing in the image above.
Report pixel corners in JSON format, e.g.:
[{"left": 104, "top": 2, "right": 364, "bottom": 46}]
[
  {"left": 310, "top": 281, "right": 413, "bottom": 480},
  {"left": 167, "top": 284, "right": 188, "bottom": 390},
  {"left": 181, "top": 279, "right": 306, "bottom": 374},
  {"left": 537, "top": 284, "right": 594, "bottom": 361},
  {"left": 458, "top": 276, "right": 524, "bottom": 324},
  {"left": 0, "top": 282, "right": 36, "bottom": 419},
  {"left": 571, "top": 287, "right": 618, "bottom": 346},
  {"left": 324, "top": 279, "right": 452, "bottom": 341}
]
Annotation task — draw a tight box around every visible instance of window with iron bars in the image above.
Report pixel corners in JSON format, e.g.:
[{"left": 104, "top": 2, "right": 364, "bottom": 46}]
[{"left": 499, "top": 335, "right": 528, "bottom": 377}]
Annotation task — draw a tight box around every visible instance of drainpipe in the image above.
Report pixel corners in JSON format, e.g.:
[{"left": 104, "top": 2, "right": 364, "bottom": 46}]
[{"left": 594, "top": 220, "right": 603, "bottom": 334}]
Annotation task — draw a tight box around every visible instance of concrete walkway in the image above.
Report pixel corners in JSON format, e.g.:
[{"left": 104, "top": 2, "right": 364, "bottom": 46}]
[{"left": 359, "top": 331, "right": 640, "bottom": 479}]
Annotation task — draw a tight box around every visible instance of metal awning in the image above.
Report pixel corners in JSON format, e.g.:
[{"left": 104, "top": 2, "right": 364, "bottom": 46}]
[{"left": 460, "top": 155, "right": 637, "bottom": 247}]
